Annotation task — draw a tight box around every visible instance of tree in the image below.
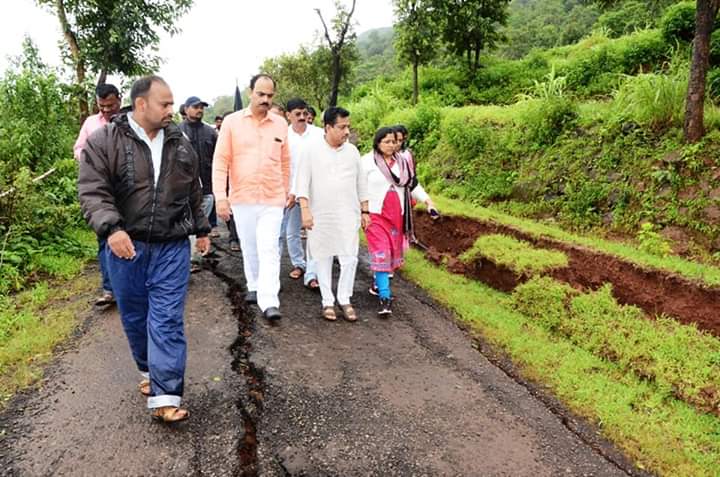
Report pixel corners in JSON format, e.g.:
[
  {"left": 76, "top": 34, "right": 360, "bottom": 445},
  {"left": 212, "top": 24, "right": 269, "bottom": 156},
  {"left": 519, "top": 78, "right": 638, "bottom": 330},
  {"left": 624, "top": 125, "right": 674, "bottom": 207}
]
[
  {"left": 684, "top": 0, "right": 720, "bottom": 142},
  {"left": 393, "top": 0, "right": 439, "bottom": 104},
  {"left": 37, "top": 0, "right": 192, "bottom": 120},
  {"left": 315, "top": 0, "right": 359, "bottom": 107},
  {"left": 261, "top": 44, "right": 356, "bottom": 110},
  {"left": 431, "top": 0, "right": 511, "bottom": 72}
]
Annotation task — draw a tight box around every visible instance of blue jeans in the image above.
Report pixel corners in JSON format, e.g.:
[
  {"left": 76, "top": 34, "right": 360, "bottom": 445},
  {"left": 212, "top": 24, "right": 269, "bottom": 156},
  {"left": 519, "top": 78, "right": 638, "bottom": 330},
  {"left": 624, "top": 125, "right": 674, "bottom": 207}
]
[
  {"left": 106, "top": 239, "right": 190, "bottom": 409},
  {"left": 98, "top": 237, "right": 112, "bottom": 293},
  {"left": 279, "top": 205, "right": 306, "bottom": 270}
]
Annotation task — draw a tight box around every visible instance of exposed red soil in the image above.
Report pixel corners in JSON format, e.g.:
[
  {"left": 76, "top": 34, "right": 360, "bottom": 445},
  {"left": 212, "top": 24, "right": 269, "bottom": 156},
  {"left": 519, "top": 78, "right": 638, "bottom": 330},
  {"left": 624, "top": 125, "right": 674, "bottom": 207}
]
[{"left": 414, "top": 211, "right": 720, "bottom": 338}]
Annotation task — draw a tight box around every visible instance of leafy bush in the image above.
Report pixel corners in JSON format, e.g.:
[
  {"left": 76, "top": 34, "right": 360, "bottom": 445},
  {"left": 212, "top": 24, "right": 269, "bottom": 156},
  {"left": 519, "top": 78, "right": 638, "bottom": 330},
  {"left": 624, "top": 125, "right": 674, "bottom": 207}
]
[
  {"left": 596, "top": 1, "right": 656, "bottom": 38},
  {"left": 523, "top": 96, "right": 578, "bottom": 146},
  {"left": 0, "top": 40, "right": 89, "bottom": 294},
  {"left": 637, "top": 222, "right": 673, "bottom": 256},
  {"left": 660, "top": 1, "right": 698, "bottom": 44},
  {"left": 611, "top": 69, "right": 688, "bottom": 132}
]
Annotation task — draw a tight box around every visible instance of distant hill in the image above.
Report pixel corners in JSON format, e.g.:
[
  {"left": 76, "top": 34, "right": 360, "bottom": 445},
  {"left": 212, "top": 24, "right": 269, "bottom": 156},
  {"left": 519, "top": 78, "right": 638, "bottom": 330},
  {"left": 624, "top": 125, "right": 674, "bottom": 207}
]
[{"left": 355, "top": 26, "right": 400, "bottom": 84}]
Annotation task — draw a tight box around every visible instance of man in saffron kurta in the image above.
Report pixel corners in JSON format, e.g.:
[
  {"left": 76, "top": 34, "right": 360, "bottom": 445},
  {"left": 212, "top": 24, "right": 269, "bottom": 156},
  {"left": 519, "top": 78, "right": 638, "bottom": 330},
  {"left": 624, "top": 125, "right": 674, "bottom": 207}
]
[
  {"left": 212, "top": 74, "right": 291, "bottom": 320},
  {"left": 295, "top": 107, "right": 370, "bottom": 322}
]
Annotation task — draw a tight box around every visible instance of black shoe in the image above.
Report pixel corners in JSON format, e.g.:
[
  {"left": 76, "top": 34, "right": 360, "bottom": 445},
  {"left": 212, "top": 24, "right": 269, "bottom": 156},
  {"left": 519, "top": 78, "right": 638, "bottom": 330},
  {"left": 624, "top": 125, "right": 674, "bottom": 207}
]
[
  {"left": 263, "top": 307, "right": 282, "bottom": 321},
  {"left": 378, "top": 298, "right": 392, "bottom": 317},
  {"left": 369, "top": 285, "right": 379, "bottom": 296},
  {"left": 245, "top": 291, "right": 257, "bottom": 304}
]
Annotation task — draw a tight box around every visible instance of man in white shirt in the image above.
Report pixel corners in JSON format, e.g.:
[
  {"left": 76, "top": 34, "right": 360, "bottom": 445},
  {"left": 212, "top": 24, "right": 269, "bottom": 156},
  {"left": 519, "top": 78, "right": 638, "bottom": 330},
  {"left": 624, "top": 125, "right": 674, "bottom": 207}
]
[
  {"left": 283, "top": 98, "right": 323, "bottom": 289},
  {"left": 295, "top": 107, "right": 370, "bottom": 322}
]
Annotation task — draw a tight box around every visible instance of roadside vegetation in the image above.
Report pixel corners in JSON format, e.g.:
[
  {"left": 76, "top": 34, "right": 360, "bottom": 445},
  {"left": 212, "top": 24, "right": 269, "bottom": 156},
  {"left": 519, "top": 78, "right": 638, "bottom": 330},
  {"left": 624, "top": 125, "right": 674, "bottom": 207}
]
[
  {"left": 0, "top": 42, "right": 97, "bottom": 403},
  {"left": 458, "top": 234, "right": 568, "bottom": 274},
  {"left": 402, "top": 247, "right": 720, "bottom": 476}
]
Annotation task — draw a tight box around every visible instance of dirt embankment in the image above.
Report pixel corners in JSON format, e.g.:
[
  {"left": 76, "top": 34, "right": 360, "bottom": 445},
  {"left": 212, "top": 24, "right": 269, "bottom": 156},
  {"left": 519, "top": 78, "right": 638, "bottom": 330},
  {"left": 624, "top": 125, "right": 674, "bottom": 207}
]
[{"left": 414, "top": 211, "right": 720, "bottom": 337}]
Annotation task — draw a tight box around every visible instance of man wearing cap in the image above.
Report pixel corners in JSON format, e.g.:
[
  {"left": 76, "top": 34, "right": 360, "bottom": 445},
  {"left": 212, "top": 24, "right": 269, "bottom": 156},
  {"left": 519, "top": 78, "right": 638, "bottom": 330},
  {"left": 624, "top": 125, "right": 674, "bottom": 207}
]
[
  {"left": 179, "top": 96, "right": 217, "bottom": 272},
  {"left": 213, "top": 74, "right": 291, "bottom": 321}
]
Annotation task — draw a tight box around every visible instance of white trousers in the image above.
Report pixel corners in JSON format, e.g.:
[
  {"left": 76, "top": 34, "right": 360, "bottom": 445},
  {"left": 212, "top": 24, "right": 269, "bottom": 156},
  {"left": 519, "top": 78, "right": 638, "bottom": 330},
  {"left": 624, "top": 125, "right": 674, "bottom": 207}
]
[
  {"left": 315, "top": 255, "right": 359, "bottom": 307},
  {"left": 231, "top": 204, "right": 284, "bottom": 311}
]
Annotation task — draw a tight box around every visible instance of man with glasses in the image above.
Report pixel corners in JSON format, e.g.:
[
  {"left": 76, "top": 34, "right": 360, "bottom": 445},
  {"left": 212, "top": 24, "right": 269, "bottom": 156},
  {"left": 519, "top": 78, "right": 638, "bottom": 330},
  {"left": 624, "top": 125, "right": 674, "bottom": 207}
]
[
  {"left": 282, "top": 98, "right": 323, "bottom": 288},
  {"left": 73, "top": 83, "right": 122, "bottom": 307}
]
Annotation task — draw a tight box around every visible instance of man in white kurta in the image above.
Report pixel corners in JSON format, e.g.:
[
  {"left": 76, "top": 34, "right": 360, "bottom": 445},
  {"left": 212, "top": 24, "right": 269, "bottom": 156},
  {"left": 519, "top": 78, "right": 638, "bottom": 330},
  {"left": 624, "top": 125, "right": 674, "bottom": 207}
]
[{"left": 295, "top": 107, "right": 370, "bottom": 320}]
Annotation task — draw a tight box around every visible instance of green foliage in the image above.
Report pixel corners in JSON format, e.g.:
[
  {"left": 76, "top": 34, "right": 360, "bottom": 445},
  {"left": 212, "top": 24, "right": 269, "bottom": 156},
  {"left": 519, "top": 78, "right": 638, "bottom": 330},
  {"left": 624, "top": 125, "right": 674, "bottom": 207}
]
[
  {"left": 261, "top": 43, "right": 358, "bottom": 109},
  {"left": 513, "top": 276, "right": 720, "bottom": 417},
  {"left": 511, "top": 276, "right": 577, "bottom": 330},
  {"left": 500, "top": 0, "right": 600, "bottom": 58},
  {"left": 660, "top": 1, "right": 699, "bottom": 44},
  {"left": 0, "top": 41, "right": 92, "bottom": 295},
  {"left": 459, "top": 234, "right": 569, "bottom": 274},
  {"left": 355, "top": 27, "right": 401, "bottom": 84},
  {"left": 611, "top": 68, "right": 688, "bottom": 132},
  {"left": 525, "top": 96, "right": 578, "bottom": 145},
  {"left": 36, "top": 0, "right": 192, "bottom": 82},
  {"left": 637, "top": 223, "right": 673, "bottom": 256},
  {"left": 596, "top": 0, "right": 656, "bottom": 37},
  {"left": 403, "top": 247, "right": 720, "bottom": 476},
  {"left": 430, "top": 0, "right": 511, "bottom": 71}
]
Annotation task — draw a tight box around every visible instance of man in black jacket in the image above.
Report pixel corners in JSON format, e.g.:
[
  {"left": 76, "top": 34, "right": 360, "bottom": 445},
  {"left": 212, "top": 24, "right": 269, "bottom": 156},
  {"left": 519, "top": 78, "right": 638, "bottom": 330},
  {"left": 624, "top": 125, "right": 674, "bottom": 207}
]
[
  {"left": 179, "top": 96, "right": 216, "bottom": 272},
  {"left": 78, "top": 75, "right": 210, "bottom": 423}
]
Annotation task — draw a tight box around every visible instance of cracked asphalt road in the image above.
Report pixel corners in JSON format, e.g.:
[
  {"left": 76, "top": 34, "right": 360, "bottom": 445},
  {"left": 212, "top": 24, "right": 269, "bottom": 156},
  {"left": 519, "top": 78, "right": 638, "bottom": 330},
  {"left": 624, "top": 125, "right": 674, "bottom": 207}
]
[{"left": 0, "top": 227, "right": 644, "bottom": 476}]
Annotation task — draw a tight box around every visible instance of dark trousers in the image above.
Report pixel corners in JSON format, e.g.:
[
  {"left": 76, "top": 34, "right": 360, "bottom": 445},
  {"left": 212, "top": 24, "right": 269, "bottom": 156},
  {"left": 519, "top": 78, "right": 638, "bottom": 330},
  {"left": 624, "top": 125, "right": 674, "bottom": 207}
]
[
  {"left": 106, "top": 239, "right": 190, "bottom": 409},
  {"left": 98, "top": 237, "right": 112, "bottom": 293}
]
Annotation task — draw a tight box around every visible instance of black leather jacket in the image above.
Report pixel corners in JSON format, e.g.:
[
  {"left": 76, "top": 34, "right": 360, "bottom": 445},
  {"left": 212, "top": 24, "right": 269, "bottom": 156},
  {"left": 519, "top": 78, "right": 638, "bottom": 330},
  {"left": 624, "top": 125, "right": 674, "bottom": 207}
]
[{"left": 78, "top": 113, "right": 211, "bottom": 242}]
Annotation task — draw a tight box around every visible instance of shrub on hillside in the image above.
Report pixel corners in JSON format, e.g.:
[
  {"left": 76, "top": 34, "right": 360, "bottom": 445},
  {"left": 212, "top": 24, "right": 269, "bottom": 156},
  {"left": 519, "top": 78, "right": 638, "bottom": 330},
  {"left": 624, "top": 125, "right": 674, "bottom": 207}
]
[
  {"left": 524, "top": 96, "right": 578, "bottom": 146},
  {"left": 596, "top": 0, "right": 656, "bottom": 38},
  {"left": 611, "top": 71, "right": 687, "bottom": 132},
  {"left": 660, "top": 1, "right": 698, "bottom": 44}
]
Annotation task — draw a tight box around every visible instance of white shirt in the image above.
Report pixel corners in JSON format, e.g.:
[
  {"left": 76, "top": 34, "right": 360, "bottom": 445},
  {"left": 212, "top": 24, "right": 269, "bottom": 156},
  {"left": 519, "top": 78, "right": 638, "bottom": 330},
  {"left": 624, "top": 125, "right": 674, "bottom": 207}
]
[
  {"left": 128, "top": 112, "right": 164, "bottom": 185},
  {"left": 287, "top": 123, "right": 323, "bottom": 195},
  {"left": 360, "top": 151, "right": 430, "bottom": 214},
  {"left": 295, "top": 137, "right": 368, "bottom": 258}
]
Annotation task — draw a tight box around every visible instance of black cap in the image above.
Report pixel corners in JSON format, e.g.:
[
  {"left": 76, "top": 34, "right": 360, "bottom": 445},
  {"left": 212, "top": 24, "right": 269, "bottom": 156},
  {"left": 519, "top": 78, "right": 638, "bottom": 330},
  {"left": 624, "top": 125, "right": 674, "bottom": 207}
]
[{"left": 184, "top": 96, "right": 208, "bottom": 108}]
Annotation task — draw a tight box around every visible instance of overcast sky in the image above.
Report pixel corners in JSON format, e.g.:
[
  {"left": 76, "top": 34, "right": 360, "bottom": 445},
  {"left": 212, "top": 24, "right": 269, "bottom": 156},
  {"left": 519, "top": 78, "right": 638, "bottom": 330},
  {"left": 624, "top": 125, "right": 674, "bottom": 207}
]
[{"left": 1, "top": 0, "right": 394, "bottom": 106}]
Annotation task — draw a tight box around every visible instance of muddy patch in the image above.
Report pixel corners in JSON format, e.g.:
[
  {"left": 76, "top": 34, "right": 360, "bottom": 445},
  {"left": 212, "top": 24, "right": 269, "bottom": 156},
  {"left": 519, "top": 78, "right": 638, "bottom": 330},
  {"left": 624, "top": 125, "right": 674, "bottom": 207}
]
[{"left": 415, "top": 211, "right": 720, "bottom": 337}]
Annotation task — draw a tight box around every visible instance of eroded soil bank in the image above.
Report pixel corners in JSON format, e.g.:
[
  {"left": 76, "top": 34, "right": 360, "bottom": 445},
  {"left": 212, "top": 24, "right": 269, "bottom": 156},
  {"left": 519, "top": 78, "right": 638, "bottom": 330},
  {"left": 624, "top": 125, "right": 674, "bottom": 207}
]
[{"left": 414, "top": 211, "right": 720, "bottom": 337}]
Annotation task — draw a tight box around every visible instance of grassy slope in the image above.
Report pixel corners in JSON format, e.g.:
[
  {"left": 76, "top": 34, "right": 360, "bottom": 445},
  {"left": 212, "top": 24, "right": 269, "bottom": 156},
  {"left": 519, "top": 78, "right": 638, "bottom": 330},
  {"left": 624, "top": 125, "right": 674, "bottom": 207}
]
[{"left": 401, "top": 247, "right": 720, "bottom": 476}]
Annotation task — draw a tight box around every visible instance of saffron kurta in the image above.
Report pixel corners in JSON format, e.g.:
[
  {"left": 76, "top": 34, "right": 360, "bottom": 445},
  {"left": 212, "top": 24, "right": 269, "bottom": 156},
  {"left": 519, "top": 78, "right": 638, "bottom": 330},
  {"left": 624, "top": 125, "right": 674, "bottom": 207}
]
[{"left": 294, "top": 137, "right": 368, "bottom": 259}]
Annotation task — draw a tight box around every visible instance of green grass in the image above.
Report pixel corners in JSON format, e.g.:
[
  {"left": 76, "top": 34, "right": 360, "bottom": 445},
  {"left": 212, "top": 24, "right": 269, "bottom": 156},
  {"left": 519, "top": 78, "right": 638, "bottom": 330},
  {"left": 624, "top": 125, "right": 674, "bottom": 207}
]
[
  {"left": 0, "top": 275, "right": 95, "bottom": 407},
  {"left": 458, "top": 234, "right": 568, "bottom": 275},
  {"left": 428, "top": 195, "right": 720, "bottom": 286},
  {"left": 0, "top": 227, "right": 97, "bottom": 407},
  {"left": 401, "top": 247, "right": 720, "bottom": 476},
  {"left": 513, "top": 276, "right": 720, "bottom": 416}
]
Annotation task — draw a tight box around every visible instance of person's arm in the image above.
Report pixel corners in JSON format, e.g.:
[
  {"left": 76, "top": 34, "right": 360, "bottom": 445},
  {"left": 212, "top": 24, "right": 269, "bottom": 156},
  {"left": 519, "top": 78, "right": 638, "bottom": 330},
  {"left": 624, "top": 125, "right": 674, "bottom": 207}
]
[
  {"left": 280, "top": 130, "right": 291, "bottom": 197},
  {"left": 77, "top": 126, "right": 123, "bottom": 237},
  {"left": 212, "top": 115, "right": 232, "bottom": 220},
  {"left": 357, "top": 153, "right": 371, "bottom": 229},
  {"left": 73, "top": 118, "right": 90, "bottom": 161},
  {"left": 295, "top": 147, "right": 313, "bottom": 229}
]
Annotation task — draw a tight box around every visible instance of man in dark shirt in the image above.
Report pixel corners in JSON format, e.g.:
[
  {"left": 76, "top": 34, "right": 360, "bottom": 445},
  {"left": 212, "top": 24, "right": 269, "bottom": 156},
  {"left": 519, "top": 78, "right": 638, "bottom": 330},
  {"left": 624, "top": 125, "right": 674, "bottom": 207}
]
[{"left": 179, "top": 96, "right": 217, "bottom": 272}]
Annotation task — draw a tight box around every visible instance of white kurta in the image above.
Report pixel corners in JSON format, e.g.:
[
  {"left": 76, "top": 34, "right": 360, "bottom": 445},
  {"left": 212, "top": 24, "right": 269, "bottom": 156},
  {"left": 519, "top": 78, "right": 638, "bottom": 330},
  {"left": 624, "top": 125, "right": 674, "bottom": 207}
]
[{"left": 295, "top": 137, "right": 368, "bottom": 259}]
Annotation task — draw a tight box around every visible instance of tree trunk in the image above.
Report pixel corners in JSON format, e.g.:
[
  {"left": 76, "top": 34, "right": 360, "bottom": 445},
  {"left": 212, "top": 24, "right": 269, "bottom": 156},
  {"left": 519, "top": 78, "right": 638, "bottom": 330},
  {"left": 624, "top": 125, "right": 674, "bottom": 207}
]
[
  {"left": 412, "top": 59, "right": 419, "bottom": 105},
  {"left": 329, "top": 50, "right": 341, "bottom": 108},
  {"left": 55, "top": 0, "right": 88, "bottom": 122},
  {"left": 96, "top": 70, "right": 107, "bottom": 88},
  {"left": 684, "top": 0, "right": 720, "bottom": 143}
]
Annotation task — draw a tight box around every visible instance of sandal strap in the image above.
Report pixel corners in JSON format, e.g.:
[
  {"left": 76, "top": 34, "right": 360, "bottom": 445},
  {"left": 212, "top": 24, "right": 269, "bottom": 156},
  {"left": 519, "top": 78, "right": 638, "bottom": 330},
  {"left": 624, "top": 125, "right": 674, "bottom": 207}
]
[{"left": 322, "top": 306, "right": 337, "bottom": 321}]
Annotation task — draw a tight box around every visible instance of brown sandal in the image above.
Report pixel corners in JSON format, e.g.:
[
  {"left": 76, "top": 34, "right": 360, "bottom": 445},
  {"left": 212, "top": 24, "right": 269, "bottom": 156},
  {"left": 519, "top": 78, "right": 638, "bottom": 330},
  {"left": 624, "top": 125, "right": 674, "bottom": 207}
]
[
  {"left": 151, "top": 406, "right": 189, "bottom": 423},
  {"left": 340, "top": 304, "right": 357, "bottom": 322},
  {"left": 289, "top": 267, "right": 304, "bottom": 279},
  {"left": 139, "top": 379, "right": 151, "bottom": 396},
  {"left": 322, "top": 306, "right": 337, "bottom": 321}
]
